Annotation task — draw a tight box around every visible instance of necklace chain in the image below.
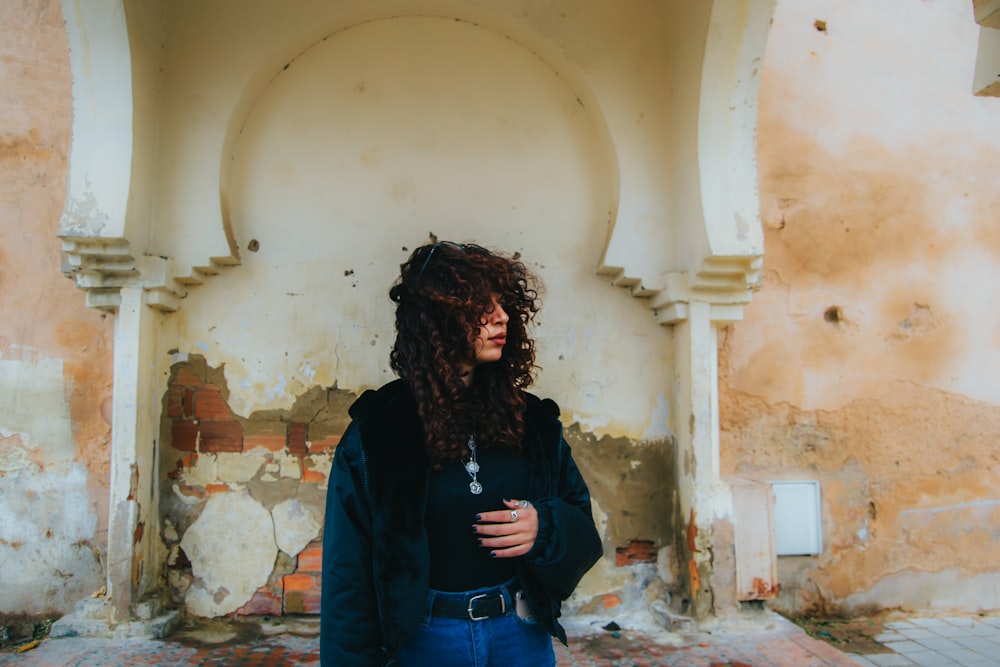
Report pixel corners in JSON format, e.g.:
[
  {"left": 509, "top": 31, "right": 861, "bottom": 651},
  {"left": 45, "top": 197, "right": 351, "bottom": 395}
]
[{"left": 464, "top": 435, "right": 483, "bottom": 495}]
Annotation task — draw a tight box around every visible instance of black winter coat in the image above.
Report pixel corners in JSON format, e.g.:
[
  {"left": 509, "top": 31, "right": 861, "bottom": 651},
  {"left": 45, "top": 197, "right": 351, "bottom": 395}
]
[{"left": 320, "top": 379, "right": 603, "bottom": 666}]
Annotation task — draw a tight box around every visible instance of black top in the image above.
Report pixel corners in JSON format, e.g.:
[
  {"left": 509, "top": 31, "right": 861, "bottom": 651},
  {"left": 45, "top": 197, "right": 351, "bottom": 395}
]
[{"left": 426, "top": 445, "right": 530, "bottom": 591}]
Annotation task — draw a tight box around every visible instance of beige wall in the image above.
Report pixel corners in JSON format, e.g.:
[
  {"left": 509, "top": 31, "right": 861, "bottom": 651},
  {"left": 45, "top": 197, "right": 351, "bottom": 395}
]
[
  {"left": 150, "top": 7, "right": 679, "bottom": 618},
  {"left": 12, "top": 0, "right": 998, "bottom": 626},
  {"left": 0, "top": 0, "right": 113, "bottom": 617},
  {"left": 723, "top": 0, "right": 1000, "bottom": 615}
]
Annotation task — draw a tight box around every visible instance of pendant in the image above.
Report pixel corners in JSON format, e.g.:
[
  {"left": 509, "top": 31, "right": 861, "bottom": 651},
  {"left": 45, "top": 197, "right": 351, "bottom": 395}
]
[
  {"left": 470, "top": 481, "right": 483, "bottom": 495},
  {"left": 465, "top": 460, "right": 480, "bottom": 474}
]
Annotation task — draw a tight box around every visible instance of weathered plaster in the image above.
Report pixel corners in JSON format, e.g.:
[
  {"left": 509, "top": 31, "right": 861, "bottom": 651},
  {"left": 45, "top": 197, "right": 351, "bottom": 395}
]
[
  {"left": 50, "top": 0, "right": 779, "bottom": 623},
  {"left": 722, "top": 375, "right": 1000, "bottom": 615},
  {"left": 0, "top": 460, "right": 103, "bottom": 616},
  {"left": 157, "top": 353, "right": 678, "bottom": 617},
  {"left": 0, "top": 0, "right": 114, "bottom": 620},
  {"left": 562, "top": 425, "right": 677, "bottom": 614},
  {"left": 163, "top": 11, "right": 674, "bottom": 440},
  {"left": 180, "top": 491, "right": 277, "bottom": 617},
  {"left": 272, "top": 498, "right": 322, "bottom": 559},
  {"left": 718, "top": 0, "right": 1000, "bottom": 617},
  {"left": 566, "top": 425, "right": 675, "bottom": 552},
  {"left": 159, "top": 357, "right": 343, "bottom": 615}
]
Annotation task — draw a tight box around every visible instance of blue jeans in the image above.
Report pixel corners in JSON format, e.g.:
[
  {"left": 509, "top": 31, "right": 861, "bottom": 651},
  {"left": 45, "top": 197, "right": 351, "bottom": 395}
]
[{"left": 396, "top": 581, "right": 556, "bottom": 667}]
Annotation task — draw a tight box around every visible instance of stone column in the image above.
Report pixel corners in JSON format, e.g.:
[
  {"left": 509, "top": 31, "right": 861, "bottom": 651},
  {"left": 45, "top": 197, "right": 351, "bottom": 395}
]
[
  {"left": 672, "top": 300, "right": 738, "bottom": 619},
  {"left": 106, "top": 285, "right": 160, "bottom": 622}
]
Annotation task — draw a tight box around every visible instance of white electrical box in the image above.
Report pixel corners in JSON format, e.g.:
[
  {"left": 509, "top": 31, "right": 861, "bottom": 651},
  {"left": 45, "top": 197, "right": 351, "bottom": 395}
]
[{"left": 771, "top": 481, "right": 823, "bottom": 556}]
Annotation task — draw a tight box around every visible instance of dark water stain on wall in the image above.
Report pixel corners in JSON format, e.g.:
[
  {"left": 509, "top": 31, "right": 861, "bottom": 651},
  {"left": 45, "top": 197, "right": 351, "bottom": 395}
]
[{"left": 565, "top": 423, "right": 676, "bottom": 556}]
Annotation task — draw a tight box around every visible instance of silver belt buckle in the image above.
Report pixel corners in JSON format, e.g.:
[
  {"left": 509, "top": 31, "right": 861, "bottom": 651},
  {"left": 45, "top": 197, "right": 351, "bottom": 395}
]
[{"left": 467, "top": 592, "right": 505, "bottom": 621}]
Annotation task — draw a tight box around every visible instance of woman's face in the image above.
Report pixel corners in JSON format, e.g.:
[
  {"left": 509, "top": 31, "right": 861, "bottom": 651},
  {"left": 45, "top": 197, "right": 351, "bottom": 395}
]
[{"left": 472, "top": 295, "right": 509, "bottom": 367}]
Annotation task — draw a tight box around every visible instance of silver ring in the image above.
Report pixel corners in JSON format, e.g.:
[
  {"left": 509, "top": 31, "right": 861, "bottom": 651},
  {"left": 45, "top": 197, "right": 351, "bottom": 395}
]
[
  {"left": 517, "top": 500, "right": 529, "bottom": 509},
  {"left": 510, "top": 510, "right": 518, "bottom": 523}
]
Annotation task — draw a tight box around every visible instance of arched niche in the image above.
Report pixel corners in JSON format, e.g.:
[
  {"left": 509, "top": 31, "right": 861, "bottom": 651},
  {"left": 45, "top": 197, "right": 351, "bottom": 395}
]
[
  {"left": 55, "top": 0, "right": 778, "bottom": 627},
  {"left": 178, "top": 14, "right": 655, "bottom": 417}
]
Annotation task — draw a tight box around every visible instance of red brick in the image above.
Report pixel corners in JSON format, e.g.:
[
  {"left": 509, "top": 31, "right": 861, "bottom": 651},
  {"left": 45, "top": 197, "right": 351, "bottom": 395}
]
[
  {"left": 194, "top": 386, "right": 234, "bottom": 420},
  {"left": 244, "top": 434, "right": 286, "bottom": 452},
  {"left": 308, "top": 435, "right": 340, "bottom": 453},
  {"left": 236, "top": 585, "right": 282, "bottom": 617},
  {"left": 615, "top": 539, "right": 656, "bottom": 566},
  {"left": 283, "top": 573, "right": 321, "bottom": 615},
  {"left": 171, "top": 421, "right": 198, "bottom": 452},
  {"left": 301, "top": 460, "right": 326, "bottom": 484},
  {"left": 285, "top": 588, "right": 322, "bottom": 615},
  {"left": 296, "top": 543, "right": 322, "bottom": 573},
  {"left": 282, "top": 573, "right": 315, "bottom": 592},
  {"left": 288, "top": 422, "right": 308, "bottom": 454},
  {"left": 173, "top": 368, "right": 203, "bottom": 387},
  {"left": 165, "top": 386, "right": 183, "bottom": 419},
  {"left": 182, "top": 388, "right": 196, "bottom": 418},
  {"left": 199, "top": 420, "right": 243, "bottom": 453}
]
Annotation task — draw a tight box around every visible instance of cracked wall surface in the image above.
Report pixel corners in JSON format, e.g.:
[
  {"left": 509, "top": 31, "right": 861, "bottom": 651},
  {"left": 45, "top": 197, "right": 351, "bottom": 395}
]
[
  {"left": 721, "top": 0, "right": 1000, "bottom": 616},
  {"left": 159, "top": 357, "right": 678, "bottom": 618},
  {"left": 160, "top": 356, "right": 342, "bottom": 616},
  {"left": 0, "top": 0, "right": 113, "bottom": 620},
  {"left": 151, "top": 9, "right": 679, "bottom": 619}
]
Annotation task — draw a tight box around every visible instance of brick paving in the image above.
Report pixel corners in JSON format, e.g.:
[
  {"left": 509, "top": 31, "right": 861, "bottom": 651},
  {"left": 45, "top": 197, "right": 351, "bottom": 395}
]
[{"left": 0, "top": 613, "right": 867, "bottom": 667}]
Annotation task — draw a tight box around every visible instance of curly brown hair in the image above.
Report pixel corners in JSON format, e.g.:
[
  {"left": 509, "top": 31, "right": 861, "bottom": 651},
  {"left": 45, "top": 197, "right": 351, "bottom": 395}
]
[{"left": 389, "top": 241, "right": 541, "bottom": 466}]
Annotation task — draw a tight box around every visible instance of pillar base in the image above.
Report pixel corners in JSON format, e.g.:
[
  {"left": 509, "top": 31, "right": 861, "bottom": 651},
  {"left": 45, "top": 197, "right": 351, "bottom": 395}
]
[{"left": 50, "top": 597, "right": 181, "bottom": 640}]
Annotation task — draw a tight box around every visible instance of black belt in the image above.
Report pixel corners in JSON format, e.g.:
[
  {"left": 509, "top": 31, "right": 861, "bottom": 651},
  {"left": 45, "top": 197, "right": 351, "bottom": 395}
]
[{"left": 430, "top": 588, "right": 513, "bottom": 621}]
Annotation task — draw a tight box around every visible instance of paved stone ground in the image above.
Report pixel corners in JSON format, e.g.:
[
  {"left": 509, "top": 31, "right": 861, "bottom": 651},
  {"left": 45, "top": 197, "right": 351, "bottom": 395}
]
[
  {"left": 849, "top": 615, "right": 1000, "bottom": 667},
  {"left": 0, "top": 612, "right": 866, "bottom": 667},
  {"left": 8, "top": 612, "right": 1000, "bottom": 666}
]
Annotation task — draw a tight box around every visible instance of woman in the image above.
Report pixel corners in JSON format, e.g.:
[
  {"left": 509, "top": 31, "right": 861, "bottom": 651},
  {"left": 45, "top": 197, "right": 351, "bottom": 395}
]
[{"left": 320, "top": 241, "right": 603, "bottom": 666}]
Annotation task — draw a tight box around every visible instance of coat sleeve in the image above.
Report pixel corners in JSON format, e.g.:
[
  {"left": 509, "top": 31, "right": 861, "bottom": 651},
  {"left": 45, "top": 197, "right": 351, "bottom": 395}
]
[
  {"left": 320, "top": 422, "right": 384, "bottom": 667},
  {"left": 523, "top": 434, "right": 603, "bottom": 601}
]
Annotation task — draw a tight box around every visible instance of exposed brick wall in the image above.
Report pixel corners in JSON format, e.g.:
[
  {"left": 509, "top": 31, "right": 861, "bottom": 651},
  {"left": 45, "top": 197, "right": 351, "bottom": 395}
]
[
  {"left": 615, "top": 539, "right": 657, "bottom": 567},
  {"left": 163, "top": 359, "right": 349, "bottom": 459},
  {"left": 282, "top": 541, "right": 323, "bottom": 614},
  {"left": 161, "top": 357, "right": 353, "bottom": 617},
  {"left": 165, "top": 372, "right": 245, "bottom": 454}
]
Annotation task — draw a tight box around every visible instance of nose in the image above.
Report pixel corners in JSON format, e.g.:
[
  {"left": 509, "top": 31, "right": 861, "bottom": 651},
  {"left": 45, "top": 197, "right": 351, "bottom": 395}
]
[{"left": 491, "top": 302, "right": 509, "bottom": 324}]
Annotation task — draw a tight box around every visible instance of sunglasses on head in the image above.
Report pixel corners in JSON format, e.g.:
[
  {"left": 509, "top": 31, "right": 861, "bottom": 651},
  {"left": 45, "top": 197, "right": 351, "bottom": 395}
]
[{"left": 416, "top": 241, "right": 465, "bottom": 281}]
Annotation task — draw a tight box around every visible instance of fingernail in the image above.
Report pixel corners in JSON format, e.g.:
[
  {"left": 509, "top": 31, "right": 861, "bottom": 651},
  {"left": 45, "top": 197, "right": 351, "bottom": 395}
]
[
  {"left": 477, "top": 538, "right": 483, "bottom": 546},
  {"left": 471, "top": 526, "right": 478, "bottom": 533},
  {"left": 489, "top": 552, "right": 497, "bottom": 558},
  {"left": 475, "top": 514, "right": 482, "bottom": 520}
]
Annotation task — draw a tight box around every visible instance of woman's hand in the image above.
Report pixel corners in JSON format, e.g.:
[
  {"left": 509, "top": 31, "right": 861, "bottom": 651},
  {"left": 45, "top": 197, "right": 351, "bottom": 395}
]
[{"left": 472, "top": 498, "right": 538, "bottom": 558}]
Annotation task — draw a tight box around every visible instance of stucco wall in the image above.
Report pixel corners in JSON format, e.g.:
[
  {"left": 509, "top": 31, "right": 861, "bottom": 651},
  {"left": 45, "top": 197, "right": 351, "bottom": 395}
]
[
  {"left": 722, "top": 0, "right": 1000, "bottom": 616},
  {"left": 151, "top": 10, "right": 679, "bottom": 618},
  {"left": 0, "top": 0, "right": 113, "bottom": 619}
]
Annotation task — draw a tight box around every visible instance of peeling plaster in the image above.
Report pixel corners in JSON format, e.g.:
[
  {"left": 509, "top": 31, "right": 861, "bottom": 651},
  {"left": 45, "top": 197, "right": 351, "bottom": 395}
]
[
  {"left": 0, "top": 462, "right": 103, "bottom": 616},
  {"left": 843, "top": 568, "right": 1000, "bottom": 613},
  {"left": 642, "top": 391, "right": 671, "bottom": 441},
  {"left": 565, "top": 424, "right": 675, "bottom": 558},
  {"left": 722, "top": 373, "right": 1000, "bottom": 615},
  {"left": 0, "top": 357, "right": 76, "bottom": 461},
  {"left": 180, "top": 491, "right": 277, "bottom": 617},
  {"left": 719, "top": 0, "right": 1000, "bottom": 617},
  {"left": 272, "top": 498, "right": 321, "bottom": 558},
  {"left": 159, "top": 357, "right": 348, "bottom": 616}
]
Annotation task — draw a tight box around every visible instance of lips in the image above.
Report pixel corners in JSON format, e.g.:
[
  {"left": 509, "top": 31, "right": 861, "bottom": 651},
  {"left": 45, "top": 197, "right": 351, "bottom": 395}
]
[{"left": 490, "top": 335, "right": 507, "bottom": 345}]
